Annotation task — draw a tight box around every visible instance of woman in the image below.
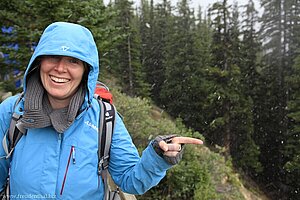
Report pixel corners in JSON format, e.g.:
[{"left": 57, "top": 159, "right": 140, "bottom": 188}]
[{"left": 0, "top": 22, "right": 202, "bottom": 199}]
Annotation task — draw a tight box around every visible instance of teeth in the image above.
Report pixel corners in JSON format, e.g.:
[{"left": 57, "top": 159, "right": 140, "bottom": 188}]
[{"left": 50, "top": 75, "right": 69, "bottom": 83}]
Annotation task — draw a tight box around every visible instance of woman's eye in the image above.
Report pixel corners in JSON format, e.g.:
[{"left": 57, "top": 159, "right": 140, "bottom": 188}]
[{"left": 69, "top": 58, "right": 80, "bottom": 64}]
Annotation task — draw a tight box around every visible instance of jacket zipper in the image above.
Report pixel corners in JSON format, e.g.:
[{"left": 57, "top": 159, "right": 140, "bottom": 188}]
[
  {"left": 72, "top": 146, "right": 76, "bottom": 164},
  {"left": 60, "top": 146, "right": 76, "bottom": 195}
]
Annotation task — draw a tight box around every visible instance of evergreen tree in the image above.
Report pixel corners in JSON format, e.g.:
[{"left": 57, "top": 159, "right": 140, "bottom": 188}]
[
  {"left": 240, "top": 0, "right": 260, "bottom": 97},
  {"left": 258, "top": 1, "right": 295, "bottom": 196},
  {"left": 74, "top": 0, "right": 119, "bottom": 76},
  {"left": 284, "top": 2, "right": 300, "bottom": 196},
  {"left": 139, "top": 0, "right": 171, "bottom": 104},
  {"left": 195, "top": 6, "right": 212, "bottom": 71},
  {"left": 160, "top": 0, "right": 207, "bottom": 131},
  {"left": 203, "top": 1, "right": 262, "bottom": 176},
  {"left": 205, "top": 0, "right": 237, "bottom": 153},
  {"left": 111, "top": 0, "right": 150, "bottom": 97},
  {"left": 285, "top": 52, "right": 300, "bottom": 198},
  {"left": 236, "top": 0, "right": 263, "bottom": 175},
  {"left": 0, "top": 0, "right": 47, "bottom": 92},
  {"left": 191, "top": 7, "right": 215, "bottom": 132}
]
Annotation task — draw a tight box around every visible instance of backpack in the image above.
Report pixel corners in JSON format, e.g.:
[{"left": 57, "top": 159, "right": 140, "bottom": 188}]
[{"left": 0, "top": 81, "right": 136, "bottom": 200}]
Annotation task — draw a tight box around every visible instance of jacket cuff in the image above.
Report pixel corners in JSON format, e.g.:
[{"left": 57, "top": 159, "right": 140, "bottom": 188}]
[{"left": 140, "top": 142, "right": 173, "bottom": 173}]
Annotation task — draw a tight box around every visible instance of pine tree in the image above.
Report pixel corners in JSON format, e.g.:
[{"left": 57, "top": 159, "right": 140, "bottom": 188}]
[
  {"left": 196, "top": 6, "right": 212, "bottom": 71},
  {"left": 235, "top": 0, "right": 263, "bottom": 175},
  {"left": 111, "top": 0, "right": 150, "bottom": 97},
  {"left": 205, "top": 0, "right": 237, "bottom": 154},
  {"left": 284, "top": 1, "right": 300, "bottom": 196},
  {"left": 285, "top": 52, "right": 300, "bottom": 198},
  {"left": 203, "top": 2, "right": 262, "bottom": 177},
  {"left": 139, "top": 0, "right": 173, "bottom": 104},
  {"left": 73, "top": 0, "right": 119, "bottom": 76},
  {"left": 257, "top": 1, "right": 296, "bottom": 195},
  {"left": 0, "top": 0, "right": 70, "bottom": 92},
  {"left": 160, "top": 0, "right": 206, "bottom": 130}
]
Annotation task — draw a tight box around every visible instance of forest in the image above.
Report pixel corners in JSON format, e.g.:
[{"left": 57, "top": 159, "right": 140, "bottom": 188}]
[{"left": 0, "top": 0, "right": 299, "bottom": 199}]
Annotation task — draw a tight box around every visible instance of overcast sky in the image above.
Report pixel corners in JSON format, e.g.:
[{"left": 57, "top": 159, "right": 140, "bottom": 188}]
[
  {"left": 183, "top": 0, "right": 260, "bottom": 10},
  {"left": 104, "top": 0, "right": 262, "bottom": 14}
]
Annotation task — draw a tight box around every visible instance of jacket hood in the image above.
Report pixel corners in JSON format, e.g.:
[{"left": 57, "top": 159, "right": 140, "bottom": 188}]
[{"left": 23, "top": 22, "right": 99, "bottom": 105}]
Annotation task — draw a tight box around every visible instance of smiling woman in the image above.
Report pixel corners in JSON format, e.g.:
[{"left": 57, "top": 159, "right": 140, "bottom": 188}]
[{"left": 39, "top": 56, "right": 85, "bottom": 109}]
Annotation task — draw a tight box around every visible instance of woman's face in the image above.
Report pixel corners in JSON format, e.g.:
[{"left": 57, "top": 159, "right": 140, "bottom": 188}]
[{"left": 40, "top": 55, "right": 85, "bottom": 107}]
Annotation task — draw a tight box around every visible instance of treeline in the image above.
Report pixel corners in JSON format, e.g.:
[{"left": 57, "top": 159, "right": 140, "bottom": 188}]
[{"left": 0, "top": 0, "right": 299, "bottom": 199}]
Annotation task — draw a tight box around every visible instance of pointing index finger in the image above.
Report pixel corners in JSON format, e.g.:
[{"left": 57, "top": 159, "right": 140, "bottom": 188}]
[{"left": 171, "top": 137, "right": 203, "bottom": 145}]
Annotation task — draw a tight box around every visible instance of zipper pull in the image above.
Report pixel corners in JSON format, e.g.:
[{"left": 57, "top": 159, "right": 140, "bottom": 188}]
[{"left": 72, "top": 146, "right": 76, "bottom": 164}]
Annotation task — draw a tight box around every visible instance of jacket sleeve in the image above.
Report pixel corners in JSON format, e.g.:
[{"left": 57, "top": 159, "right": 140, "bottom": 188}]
[
  {"left": 108, "top": 114, "right": 172, "bottom": 195},
  {"left": 0, "top": 96, "right": 18, "bottom": 192}
]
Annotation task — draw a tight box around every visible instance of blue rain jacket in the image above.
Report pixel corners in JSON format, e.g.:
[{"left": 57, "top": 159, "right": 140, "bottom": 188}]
[{"left": 0, "top": 22, "right": 172, "bottom": 200}]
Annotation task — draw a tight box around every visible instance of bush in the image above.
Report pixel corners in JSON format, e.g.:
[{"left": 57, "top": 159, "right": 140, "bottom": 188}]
[{"left": 112, "top": 88, "right": 245, "bottom": 200}]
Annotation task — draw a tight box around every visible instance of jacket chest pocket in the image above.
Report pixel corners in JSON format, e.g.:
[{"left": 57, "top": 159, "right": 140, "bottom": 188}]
[{"left": 58, "top": 143, "right": 101, "bottom": 198}]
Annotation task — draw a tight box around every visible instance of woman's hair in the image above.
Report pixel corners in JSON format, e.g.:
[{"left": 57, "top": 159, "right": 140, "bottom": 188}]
[
  {"left": 82, "top": 62, "right": 90, "bottom": 85},
  {"left": 25, "top": 59, "right": 41, "bottom": 84}
]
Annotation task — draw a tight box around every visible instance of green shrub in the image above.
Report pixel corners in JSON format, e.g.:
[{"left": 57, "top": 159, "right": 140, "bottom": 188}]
[{"left": 112, "top": 89, "right": 245, "bottom": 200}]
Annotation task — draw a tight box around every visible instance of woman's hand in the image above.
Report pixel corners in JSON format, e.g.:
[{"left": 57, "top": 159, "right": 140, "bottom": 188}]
[{"left": 152, "top": 135, "right": 203, "bottom": 165}]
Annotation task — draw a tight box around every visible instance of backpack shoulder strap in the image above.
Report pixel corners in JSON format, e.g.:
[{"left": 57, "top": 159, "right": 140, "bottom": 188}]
[
  {"left": 2, "top": 93, "right": 25, "bottom": 159},
  {"left": 95, "top": 96, "right": 117, "bottom": 200},
  {"left": 97, "top": 98, "right": 116, "bottom": 175}
]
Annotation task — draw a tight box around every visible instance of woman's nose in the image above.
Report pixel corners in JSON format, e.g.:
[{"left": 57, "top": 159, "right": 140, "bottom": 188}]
[{"left": 55, "top": 59, "right": 67, "bottom": 72}]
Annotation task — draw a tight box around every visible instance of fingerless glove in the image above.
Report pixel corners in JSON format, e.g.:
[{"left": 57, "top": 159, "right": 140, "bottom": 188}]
[{"left": 152, "top": 135, "right": 184, "bottom": 165}]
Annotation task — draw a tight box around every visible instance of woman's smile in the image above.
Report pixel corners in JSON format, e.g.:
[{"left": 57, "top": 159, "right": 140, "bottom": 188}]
[{"left": 50, "top": 75, "right": 70, "bottom": 83}]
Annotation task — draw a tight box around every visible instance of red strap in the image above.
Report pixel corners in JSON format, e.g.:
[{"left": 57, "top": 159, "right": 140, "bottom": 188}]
[{"left": 94, "top": 87, "right": 113, "bottom": 104}]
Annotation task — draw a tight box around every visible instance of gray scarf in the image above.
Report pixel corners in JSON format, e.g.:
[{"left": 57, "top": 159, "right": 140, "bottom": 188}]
[{"left": 21, "top": 71, "right": 85, "bottom": 133}]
